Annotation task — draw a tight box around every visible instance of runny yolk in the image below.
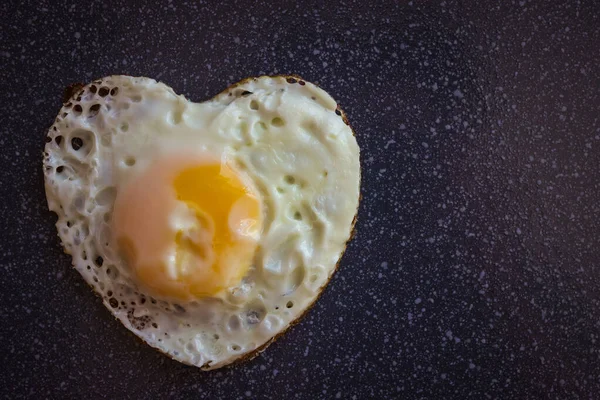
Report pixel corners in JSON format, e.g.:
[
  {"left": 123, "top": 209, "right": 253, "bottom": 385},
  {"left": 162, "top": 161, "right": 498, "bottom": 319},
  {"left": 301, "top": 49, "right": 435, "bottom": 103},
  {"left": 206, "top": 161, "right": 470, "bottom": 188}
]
[{"left": 112, "top": 157, "right": 262, "bottom": 301}]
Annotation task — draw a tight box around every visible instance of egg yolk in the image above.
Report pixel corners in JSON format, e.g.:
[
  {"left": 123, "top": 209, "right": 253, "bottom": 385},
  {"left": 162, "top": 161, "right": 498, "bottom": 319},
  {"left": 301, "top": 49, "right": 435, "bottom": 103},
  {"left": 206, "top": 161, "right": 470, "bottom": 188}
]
[{"left": 112, "top": 157, "right": 262, "bottom": 301}]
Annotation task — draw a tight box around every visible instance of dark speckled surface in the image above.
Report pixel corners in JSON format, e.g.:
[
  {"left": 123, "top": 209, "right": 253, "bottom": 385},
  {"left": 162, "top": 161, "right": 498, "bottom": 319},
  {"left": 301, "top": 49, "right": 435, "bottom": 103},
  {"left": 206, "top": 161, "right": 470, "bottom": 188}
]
[{"left": 1, "top": 0, "right": 600, "bottom": 398}]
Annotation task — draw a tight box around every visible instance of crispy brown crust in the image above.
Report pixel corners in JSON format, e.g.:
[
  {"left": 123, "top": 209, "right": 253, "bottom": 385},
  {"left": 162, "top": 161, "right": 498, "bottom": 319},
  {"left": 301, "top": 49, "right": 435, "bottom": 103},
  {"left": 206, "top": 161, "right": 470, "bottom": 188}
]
[
  {"left": 62, "top": 82, "right": 85, "bottom": 104},
  {"left": 52, "top": 74, "right": 361, "bottom": 371}
]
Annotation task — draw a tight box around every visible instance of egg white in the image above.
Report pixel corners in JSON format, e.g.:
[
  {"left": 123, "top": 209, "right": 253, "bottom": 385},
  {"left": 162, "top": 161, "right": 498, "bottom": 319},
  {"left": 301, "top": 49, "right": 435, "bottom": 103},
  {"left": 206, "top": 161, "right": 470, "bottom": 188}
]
[{"left": 43, "top": 75, "right": 360, "bottom": 369}]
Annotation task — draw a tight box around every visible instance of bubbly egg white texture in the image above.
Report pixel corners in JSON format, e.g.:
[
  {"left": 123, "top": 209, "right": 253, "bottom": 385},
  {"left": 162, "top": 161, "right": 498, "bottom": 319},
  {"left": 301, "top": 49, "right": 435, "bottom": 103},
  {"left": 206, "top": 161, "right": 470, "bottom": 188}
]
[{"left": 43, "top": 75, "right": 360, "bottom": 369}]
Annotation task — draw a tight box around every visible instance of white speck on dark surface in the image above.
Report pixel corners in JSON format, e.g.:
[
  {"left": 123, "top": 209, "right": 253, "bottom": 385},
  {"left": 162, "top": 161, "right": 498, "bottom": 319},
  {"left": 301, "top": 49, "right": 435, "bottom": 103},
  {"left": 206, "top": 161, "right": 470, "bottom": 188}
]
[{"left": 1, "top": 0, "right": 599, "bottom": 399}]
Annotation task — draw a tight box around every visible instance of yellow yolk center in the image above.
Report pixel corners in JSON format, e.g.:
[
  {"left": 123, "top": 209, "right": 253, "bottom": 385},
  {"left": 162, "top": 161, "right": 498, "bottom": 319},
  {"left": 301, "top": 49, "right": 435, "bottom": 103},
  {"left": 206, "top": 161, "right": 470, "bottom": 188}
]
[{"left": 112, "top": 157, "right": 262, "bottom": 301}]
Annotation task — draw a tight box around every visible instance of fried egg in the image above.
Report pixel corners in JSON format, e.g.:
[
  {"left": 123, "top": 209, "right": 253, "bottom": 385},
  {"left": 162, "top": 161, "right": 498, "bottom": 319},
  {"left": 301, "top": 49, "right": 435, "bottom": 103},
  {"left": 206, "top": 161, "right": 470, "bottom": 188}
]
[{"left": 43, "top": 75, "right": 360, "bottom": 369}]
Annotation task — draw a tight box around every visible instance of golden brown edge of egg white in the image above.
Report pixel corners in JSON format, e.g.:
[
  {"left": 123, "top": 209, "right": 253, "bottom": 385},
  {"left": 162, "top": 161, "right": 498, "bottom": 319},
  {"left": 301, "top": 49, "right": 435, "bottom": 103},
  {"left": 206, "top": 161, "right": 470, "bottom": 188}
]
[{"left": 43, "top": 74, "right": 361, "bottom": 371}]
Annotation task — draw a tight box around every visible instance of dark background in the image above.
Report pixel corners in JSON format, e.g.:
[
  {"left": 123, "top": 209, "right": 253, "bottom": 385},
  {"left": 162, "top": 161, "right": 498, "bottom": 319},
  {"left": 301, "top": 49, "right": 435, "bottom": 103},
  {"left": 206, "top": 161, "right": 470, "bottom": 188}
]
[{"left": 1, "top": 0, "right": 599, "bottom": 398}]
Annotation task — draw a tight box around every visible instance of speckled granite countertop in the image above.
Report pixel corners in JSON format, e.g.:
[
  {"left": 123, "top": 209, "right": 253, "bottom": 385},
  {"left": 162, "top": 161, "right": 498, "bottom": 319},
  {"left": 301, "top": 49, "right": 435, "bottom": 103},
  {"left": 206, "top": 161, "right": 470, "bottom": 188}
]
[{"left": 1, "top": 1, "right": 599, "bottom": 399}]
